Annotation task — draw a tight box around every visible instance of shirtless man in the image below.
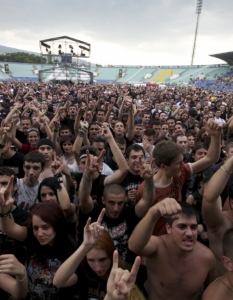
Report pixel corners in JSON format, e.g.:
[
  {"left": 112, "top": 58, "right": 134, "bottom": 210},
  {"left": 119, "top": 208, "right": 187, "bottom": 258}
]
[
  {"left": 129, "top": 198, "right": 216, "bottom": 300},
  {"left": 202, "top": 155, "right": 233, "bottom": 276},
  {"left": 203, "top": 228, "right": 233, "bottom": 299}
]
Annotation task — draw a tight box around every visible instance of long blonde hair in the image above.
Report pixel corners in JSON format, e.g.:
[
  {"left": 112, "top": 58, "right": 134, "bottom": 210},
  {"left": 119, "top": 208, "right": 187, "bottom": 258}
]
[{"left": 130, "top": 285, "right": 146, "bottom": 300}]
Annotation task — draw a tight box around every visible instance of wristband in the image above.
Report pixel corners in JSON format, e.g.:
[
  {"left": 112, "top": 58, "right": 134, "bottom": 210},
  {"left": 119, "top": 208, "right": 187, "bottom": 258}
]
[
  {"left": 78, "top": 131, "right": 85, "bottom": 137},
  {"left": 16, "top": 269, "right": 27, "bottom": 282},
  {"left": 53, "top": 174, "right": 63, "bottom": 189},
  {"left": 0, "top": 206, "right": 12, "bottom": 218},
  {"left": 54, "top": 173, "right": 63, "bottom": 182},
  {"left": 220, "top": 166, "right": 232, "bottom": 175},
  {"left": 53, "top": 128, "right": 59, "bottom": 132}
]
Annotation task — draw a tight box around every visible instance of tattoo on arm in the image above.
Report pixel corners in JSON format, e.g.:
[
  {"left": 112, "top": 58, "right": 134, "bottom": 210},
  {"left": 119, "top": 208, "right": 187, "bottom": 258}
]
[
  {"left": 145, "top": 180, "right": 154, "bottom": 192},
  {"left": 82, "top": 173, "right": 92, "bottom": 190}
]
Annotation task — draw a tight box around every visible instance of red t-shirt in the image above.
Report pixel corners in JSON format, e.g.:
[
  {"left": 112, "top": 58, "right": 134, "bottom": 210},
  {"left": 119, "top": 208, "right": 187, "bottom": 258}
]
[
  {"left": 135, "top": 163, "right": 192, "bottom": 236},
  {"left": 19, "top": 143, "right": 37, "bottom": 154}
]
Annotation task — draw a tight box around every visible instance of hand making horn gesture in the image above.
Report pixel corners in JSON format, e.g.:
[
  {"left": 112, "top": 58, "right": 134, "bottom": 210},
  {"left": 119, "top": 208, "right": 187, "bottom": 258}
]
[
  {"left": 51, "top": 154, "right": 64, "bottom": 175},
  {"left": 83, "top": 208, "right": 105, "bottom": 247},
  {"left": 139, "top": 157, "right": 154, "bottom": 181},
  {"left": 0, "top": 175, "right": 14, "bottom": 208},
  {"left": 100, "top": 123, "right": 114, "bottom": 141},
  {"left": 106, "top": 251, "right": 141, "bottom": 300},
  {"left": 85, "top": 149, "right": 106, "bottom": 174}
]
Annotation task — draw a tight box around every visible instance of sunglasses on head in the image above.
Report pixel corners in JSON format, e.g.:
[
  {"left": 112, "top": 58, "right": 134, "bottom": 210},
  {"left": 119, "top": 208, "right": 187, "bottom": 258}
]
[{"left": 27, "top": 128, "right": 39, "bottom": 133}]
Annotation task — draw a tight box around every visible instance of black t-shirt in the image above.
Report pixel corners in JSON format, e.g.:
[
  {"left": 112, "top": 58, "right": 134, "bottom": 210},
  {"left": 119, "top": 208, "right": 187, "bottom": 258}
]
[
  {"left": 112, "top": 133, "right": 133, "bottom": 149},
  {"left": 16, "top": 129, "right": 28, "bottom": 144},
  {"left": 104, "top": 157, "right": 119, "bottom": 171},
  {"left": 0, "top": 206, "right": 28, "bottom": 300},
  {"left": 121, "top": 171, "right": 143, "bottom": 195},
  {"left": 75, "top": 173, "right": 106, "bottom": 206},
  {"left": 25, "top": 231, "right": 77, "bottom": 300},
  {"left": 75, "top": 260, "right": 134, "bottom": 300},
  {"left": 78, "top": 204, "right": 140, "bottom": 264},
  {"left": 76, "top": 265, "right": 107, "bottom": 300},
  {"left": 1, "top": 151, "right": 25, "bottom": 178}
]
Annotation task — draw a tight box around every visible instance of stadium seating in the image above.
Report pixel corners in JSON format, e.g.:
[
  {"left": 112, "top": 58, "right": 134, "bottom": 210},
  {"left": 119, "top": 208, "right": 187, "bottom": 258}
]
[
  {"left": 0, "top": 61, "right": 232, "bottom": 91},
  {"left": 95, "top": 68, "right": 119, "bottom": 81},
  {"left": 7, "top": 63, "right": 37, "bottom": 78}
]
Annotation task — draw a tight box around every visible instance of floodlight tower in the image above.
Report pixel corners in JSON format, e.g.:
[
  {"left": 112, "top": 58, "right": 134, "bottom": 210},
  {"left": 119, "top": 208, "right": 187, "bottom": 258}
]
[{"left": 191, "top": 0, "right": 203, "bottom": 66}]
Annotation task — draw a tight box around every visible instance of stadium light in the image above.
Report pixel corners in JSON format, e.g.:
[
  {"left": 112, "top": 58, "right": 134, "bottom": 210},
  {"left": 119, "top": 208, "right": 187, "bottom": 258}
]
[
  {"left": 191, "top": 0, "right": 203, "bottom": 66},
  {"left": 196, "top": 0, "right": 203, "bottom": 14}
]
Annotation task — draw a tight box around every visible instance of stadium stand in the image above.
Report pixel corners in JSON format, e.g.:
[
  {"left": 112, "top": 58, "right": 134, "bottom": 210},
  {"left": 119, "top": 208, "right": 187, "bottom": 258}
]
[
  {"left": 95, "top": 67, "right": 119, "bottom": 82},
  {"left": 1, "top": 60, "right": 232, "bottom": 91}
]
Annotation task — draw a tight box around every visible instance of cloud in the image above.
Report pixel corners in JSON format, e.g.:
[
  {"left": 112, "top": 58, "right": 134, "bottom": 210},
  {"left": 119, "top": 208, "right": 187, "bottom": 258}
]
[{"left": 1, "top": 0, "right": 233, "bottom": 65}]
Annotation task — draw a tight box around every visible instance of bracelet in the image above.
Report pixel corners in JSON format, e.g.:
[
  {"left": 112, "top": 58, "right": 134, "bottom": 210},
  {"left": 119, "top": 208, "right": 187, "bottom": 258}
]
[
  {"left": 16, "top": 269, "right": 27, "bottom": 282},
  {"left": 78, "top": 131, "right": 85, "bottom": 137},
  {"left": 79, "top": 125, "right": 88, "bottom": 132},
  {"left": 0, "top": 206, "right": 12, "bottom": 218},
  {"left": 54, "top": 173, "right": 63, "bottom": 183},
  {"left": 53, "top": 128, "right": 59, "bottom": 132},
  {"left": 52, "top": 177, "right": 62, "bottom": 189},
  {"left": 220, "top": 166, "right": 232, "bottom": 175}
]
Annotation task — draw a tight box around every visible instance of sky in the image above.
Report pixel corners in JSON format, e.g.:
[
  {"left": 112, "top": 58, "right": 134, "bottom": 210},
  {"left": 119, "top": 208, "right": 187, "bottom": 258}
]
[{"left": 1, "top": 0, "right": 233, "bottom": 66}]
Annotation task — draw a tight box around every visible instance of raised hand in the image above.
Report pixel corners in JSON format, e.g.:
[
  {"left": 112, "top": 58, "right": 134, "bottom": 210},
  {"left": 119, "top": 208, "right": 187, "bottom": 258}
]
[
  {"left": 101, "top": 124, "right": 113, "bottom": 141},
  {"left": 106, "top": 251, "right": 141, "bottom": 300},
  {"left": 0, "top": 175, "right": 14, "bottom": 207},
  {"left": 51, "top": 155, "right": 64, "bottom": 175},
  {"left": 142, "top": 138, "right": 153, "bottom": 154},
  {"left": 139, "top": 157, "right": 154, "bottom": 181},
  {"left": 85, "top": 149, "right": 105, "bottom": 174},
  {"left": 83, "top": 208, "right": 105, "bottom": 247},
  {"left": 78, "top": 107, "right": 86, "bottom": 116},
  {"left": 54, "top": 118, "right": 60, "bottom": 129},
  {"left": 205, "top": 119, "right": 222, "bottom": 136},
  {"left": 155, "top": 198, "right": 181, "bottom": 220},
  {"left": 79, "top": 120, "right": 89, "bottom": 133}
]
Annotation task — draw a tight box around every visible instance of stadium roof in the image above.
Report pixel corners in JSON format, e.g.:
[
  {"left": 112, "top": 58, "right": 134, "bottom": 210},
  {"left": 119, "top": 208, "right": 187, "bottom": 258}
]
[{"left": 210, "top": 51, "right": 233, "bottom": 66}]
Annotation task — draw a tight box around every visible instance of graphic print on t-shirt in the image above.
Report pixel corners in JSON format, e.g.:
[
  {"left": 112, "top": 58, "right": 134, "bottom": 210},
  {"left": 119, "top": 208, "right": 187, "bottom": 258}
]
[
  {"left": 101, "top": 220, "right": 128, "bottom": 260},
  {"left": 27, "top": 254, "right": 61, "bottom": 299}
]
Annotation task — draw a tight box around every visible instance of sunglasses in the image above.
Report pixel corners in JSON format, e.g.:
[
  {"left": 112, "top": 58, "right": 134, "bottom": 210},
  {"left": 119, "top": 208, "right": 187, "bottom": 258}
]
[
  {"left": 0, "top": 144, "right": 5, "bottom": 149},
  {"left": 27, "top": 128, "right": 39, "bottom": 133}
]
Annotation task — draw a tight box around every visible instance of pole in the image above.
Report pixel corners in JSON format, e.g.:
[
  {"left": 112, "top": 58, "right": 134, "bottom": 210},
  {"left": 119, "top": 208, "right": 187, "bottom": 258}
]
[{"left": 191, "top": 0, "right": 203, "bottom": 66}]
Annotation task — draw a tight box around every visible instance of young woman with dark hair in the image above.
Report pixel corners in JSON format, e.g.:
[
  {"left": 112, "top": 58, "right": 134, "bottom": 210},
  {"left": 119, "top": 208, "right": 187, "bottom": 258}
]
[
  {"left": 37, "top": 175, "right": 77, "bottom": 236},
  {"left": 0, "top": 179, "right": 77, "bottom": 299},
  {"left": 55, "top": 134, "right": 79, "bottom": 174},
  {"left": 53, "top": 209, "right": 144, "bottom": 300}
]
